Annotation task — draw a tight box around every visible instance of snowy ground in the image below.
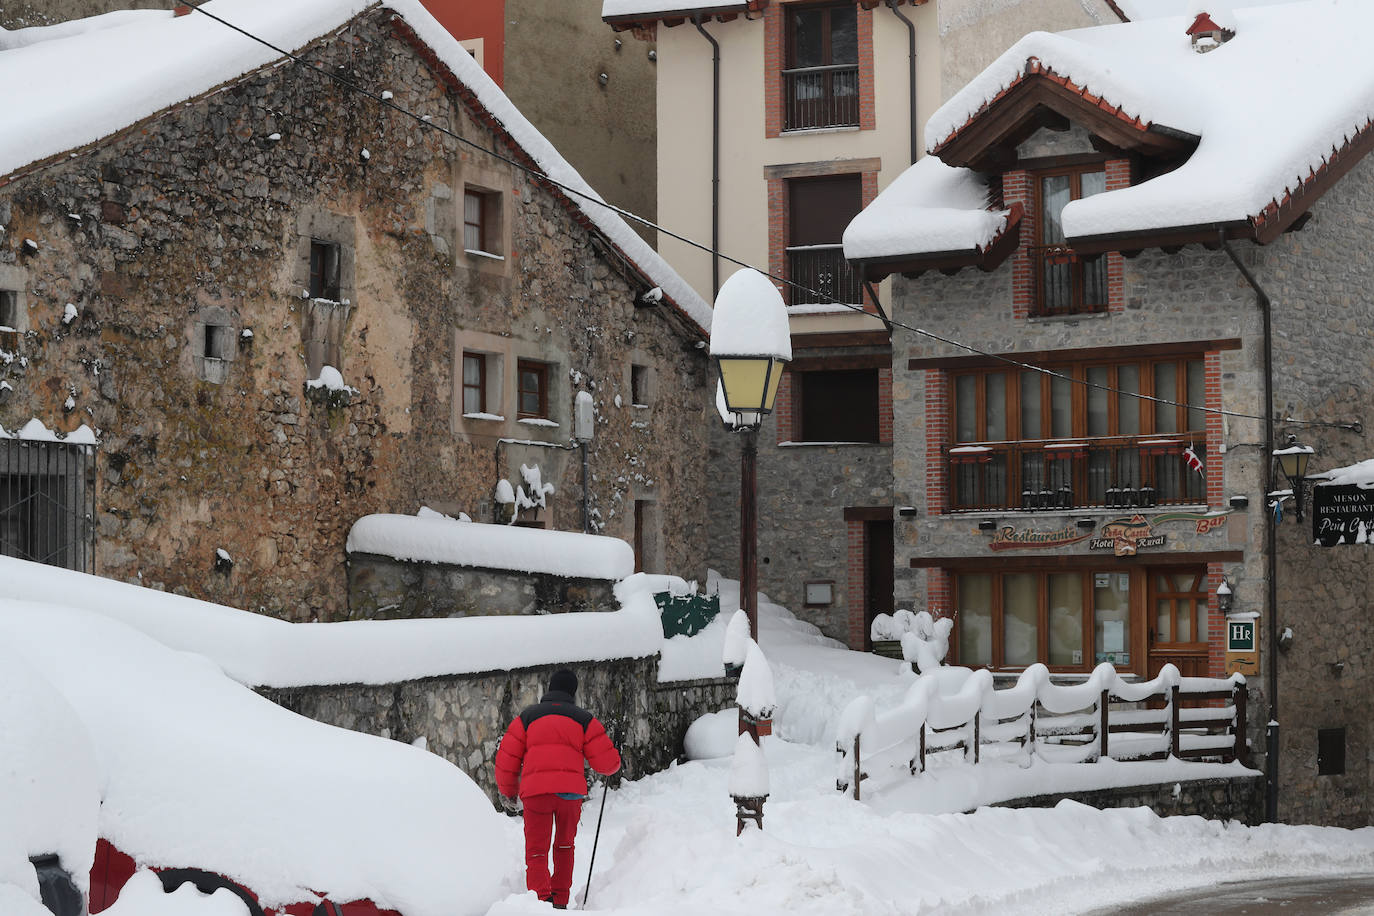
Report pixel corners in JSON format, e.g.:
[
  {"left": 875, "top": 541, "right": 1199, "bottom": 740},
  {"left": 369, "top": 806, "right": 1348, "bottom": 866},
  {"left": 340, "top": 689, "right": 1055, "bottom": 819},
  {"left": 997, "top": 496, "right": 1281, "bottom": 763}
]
[{"left": 486, "top": 580, "right": 1374, "bottom": 915}]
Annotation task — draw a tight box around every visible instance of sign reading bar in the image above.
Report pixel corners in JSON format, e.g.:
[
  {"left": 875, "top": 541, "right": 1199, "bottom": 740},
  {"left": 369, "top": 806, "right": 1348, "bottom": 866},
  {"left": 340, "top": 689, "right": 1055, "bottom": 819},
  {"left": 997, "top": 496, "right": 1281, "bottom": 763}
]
[{"left": 1312, "top": 484, "right": 1374, "bottom": 546}]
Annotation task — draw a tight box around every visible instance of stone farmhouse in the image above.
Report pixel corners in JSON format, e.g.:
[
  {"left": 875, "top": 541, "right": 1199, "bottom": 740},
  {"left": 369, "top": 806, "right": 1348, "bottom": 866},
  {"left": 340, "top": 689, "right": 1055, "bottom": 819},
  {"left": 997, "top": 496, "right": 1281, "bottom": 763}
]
[
  {"left": 0, "top": 0, "right": 714, "bottom": 621},
  {"left": 844, "top": 2, "right": 1374, "bottom": 826},
  {"left": 602, "top": 0, "right": 1132, "bottom": 647}
]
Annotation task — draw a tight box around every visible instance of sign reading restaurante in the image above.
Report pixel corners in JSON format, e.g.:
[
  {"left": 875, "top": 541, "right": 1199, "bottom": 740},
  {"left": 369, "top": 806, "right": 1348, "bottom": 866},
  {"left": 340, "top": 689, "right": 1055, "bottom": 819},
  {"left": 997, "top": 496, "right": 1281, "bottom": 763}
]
[{"left": 1312, "top": 483, "right": 1374, "bottom": 546}]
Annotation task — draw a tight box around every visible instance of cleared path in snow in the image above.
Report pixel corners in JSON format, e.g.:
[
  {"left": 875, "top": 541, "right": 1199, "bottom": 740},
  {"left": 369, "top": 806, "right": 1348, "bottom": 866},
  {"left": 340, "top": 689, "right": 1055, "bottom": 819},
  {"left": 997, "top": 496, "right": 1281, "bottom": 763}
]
[{"left": 1094, "top": 875, "right": 1374, "bottom": 914}]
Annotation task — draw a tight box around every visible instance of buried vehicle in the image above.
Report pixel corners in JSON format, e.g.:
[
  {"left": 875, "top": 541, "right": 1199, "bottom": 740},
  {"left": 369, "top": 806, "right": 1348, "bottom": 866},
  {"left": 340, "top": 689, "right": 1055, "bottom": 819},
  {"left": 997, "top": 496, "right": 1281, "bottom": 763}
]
[{"left": 0, "top": 599, "right": 514, "bottom": 916}]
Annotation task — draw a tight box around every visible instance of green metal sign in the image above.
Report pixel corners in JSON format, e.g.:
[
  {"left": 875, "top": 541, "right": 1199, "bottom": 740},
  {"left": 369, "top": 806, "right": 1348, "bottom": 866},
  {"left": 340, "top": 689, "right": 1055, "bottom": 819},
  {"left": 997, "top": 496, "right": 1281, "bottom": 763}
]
[{"left": 1227, "top": 620, "right": 1255, "bottom": 652}]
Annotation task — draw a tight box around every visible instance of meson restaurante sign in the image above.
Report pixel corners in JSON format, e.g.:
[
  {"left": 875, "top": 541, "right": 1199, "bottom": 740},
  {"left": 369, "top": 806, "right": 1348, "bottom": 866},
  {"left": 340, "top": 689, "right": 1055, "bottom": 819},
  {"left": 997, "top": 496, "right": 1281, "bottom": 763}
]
[{"left": 1312, "top": 484, "right": 1374, "bottom": 546}]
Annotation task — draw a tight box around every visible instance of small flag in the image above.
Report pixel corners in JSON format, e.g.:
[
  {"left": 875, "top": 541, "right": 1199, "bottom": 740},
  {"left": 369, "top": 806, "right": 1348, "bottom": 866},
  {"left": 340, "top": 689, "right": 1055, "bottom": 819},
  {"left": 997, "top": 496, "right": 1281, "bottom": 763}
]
[
  {"left": 1183, "top": 445, "right": 1205, "bottom": 477},
  {"left": 1272, "top": 498, "right": 1283, "bottom": 525}
]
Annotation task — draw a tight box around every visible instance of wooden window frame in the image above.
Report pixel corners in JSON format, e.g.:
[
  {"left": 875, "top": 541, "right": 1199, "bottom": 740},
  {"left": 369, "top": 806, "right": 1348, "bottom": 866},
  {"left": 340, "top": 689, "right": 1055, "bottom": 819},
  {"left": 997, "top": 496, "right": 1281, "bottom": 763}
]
[
  {"left": 308, "top": 239, "right": 342, "bottom": 302},
  {"left": 950, "top": 356, "right": 1205, "bottom": 445},
  {"left": 1032, "top": 163, "right": 1109, "bottom": 317},
  {"left": 954, "top": 567, "right": 1138, "bottom": 673},
  {"left": 782, "top": 2, "right": 860, "bottom": 132},
  {"left": 462, "top": 352, "right": 487, "bottom": 415},
  {"left": 463, "top": 189, "right": 488, "bottom": 254},
  {"left": 797, "top": 367, "right": 881, "bottom": 443},
  {"left": 516, "top": 359, "right": 549, "bottom": 420}
]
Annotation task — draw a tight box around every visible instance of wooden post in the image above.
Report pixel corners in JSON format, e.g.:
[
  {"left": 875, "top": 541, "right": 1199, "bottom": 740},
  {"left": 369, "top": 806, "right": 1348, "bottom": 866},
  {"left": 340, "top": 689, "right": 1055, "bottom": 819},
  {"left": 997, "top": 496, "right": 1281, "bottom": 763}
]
[
  {"left": 1028, "top": 703, "right": 1037, "bottom": 763},
  {"left": 919, "top": 723, "right": 926, "bottom": 774},
  {"left": 1099, "top": 688, "right": 1110, "bottom": 761},
  {"left": 1233, "top": 682, "right": 1248, "bottom": 766},
  {"left": 853, "top": 734, "right": 862, "bottom": 801},
  {"left": 1170, "top": 684, "right": 1181, "bottom": 758},
  {"left": 972, "top": 711, "right": 981, "bottom": 764},
  {"left": 740, "top": 429, "right": 759, "bottom": 640}
]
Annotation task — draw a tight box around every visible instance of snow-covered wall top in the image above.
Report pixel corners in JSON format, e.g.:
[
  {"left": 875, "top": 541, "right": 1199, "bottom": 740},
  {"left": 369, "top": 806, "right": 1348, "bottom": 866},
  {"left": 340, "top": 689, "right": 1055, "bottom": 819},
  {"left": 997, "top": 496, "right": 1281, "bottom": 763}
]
[
  {"left": 346, "top": 513, "right": 636, "bottom": 580},
  {"left": 0, "top": 0, "right": 710, "bottom": 332},
  {"left": 862, "top": 0, "right": 1374, "bottom": 255},
  {"left": 0, "top": 557, "right": 663, "bottom": 689},
  {"left": 0, "top": 418, "right": 97, "bottom": 443}
]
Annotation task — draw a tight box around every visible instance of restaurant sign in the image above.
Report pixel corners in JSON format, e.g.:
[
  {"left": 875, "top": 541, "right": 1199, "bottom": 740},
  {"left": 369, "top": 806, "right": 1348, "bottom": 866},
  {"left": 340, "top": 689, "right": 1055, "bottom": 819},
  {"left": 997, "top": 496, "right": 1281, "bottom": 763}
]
[{"left": 1312, "top": 484, "right": 1374, "bottom": 546}]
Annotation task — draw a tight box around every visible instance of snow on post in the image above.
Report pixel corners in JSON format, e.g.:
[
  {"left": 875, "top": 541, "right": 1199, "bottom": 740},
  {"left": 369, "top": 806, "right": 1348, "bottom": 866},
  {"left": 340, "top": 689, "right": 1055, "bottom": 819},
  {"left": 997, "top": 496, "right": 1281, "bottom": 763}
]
[
  {"left": 729, "top": 731, "right": 769, "bottom": 799},
  {"left": 722, "top": 609, "right": 750, "bottom": 672},
  {"left": 736, "top": 641, "right": 776, "bottom": 721}
]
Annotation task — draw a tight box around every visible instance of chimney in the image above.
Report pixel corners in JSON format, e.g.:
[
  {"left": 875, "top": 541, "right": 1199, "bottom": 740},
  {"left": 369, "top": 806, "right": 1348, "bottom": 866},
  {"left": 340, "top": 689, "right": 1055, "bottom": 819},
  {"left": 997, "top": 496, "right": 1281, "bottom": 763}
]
[{"left": 1187, "top": 11, "right": 1235, "bottom": 53}]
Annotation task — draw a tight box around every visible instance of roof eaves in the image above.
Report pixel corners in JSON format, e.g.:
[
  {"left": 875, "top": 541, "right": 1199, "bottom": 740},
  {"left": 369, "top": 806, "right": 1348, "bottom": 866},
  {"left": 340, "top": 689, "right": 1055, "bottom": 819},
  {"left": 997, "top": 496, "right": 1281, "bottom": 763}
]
[
  {"left": 1253, "top": 115, "right": 1374, "bottom": 246},
  {"left": 853, "top": 202, "right": 1023, "bottom": 281},
  {"left": 602, "top": 1, "right": 766, "bottom": 32}
]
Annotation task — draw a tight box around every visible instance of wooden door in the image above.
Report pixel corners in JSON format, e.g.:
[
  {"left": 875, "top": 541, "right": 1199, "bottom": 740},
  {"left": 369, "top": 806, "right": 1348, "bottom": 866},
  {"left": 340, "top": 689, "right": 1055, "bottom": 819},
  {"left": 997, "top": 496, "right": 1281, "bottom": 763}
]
[
  {"left": 864, "top": 520, "right": 894, "bottom": 650},
  {"left": 1146, "top": 566, "right": 1210, "bottom": 677}
]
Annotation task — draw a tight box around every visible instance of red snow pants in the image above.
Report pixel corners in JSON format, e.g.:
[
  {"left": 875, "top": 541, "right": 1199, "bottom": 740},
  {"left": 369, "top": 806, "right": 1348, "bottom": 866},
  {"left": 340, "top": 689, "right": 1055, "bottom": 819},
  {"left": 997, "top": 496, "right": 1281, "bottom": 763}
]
[{"left": 522, "top": 794, "right": 584, "bottom": 906}]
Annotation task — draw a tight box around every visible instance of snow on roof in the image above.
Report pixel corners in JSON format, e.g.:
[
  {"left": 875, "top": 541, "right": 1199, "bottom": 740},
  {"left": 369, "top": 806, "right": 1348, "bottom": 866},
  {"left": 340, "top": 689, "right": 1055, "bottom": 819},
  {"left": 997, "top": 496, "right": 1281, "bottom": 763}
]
[
  {"left": 602, "top": 0, "right": 750, "bottom": 17},
  {"left": 843, "top": 156, "right": 1008, "bottom": 260},
  {"left": 0, "top": 556, "right": 663, "bottom": 689},
  {"left": 1310, "top": 457, "right": 1374, "bottom": 488},
  {"left": 1113, "top": 0, "right": 1285, "bottom": 22},
  {"left": 0, "top": 600, "right": 513, "bottom": 916},
  {"left": 347, "top": 513, "right": 636, "bottom": 579},
  {"left": 0, "top": 0, "right": 711, "bottom": 333},
  {"left": 866, "top": 1, "right": 1374, "bottom": 255},
  {"left": 708, "top": 268, "right": 791, "bottom": 359}
]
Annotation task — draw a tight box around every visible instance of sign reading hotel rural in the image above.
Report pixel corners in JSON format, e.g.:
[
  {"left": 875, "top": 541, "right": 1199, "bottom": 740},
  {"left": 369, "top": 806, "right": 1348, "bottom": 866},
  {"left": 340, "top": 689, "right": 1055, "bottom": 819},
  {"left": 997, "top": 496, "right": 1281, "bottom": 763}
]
[
  {"left": 1089, "top": 515, "right": 1166, "bottom": 557},
  {"left": 987, "top": 511, "right": 1228, "bottom": 554},
  {"left": 1312, "top": 484, "right": 1374, "bottom": 546}
]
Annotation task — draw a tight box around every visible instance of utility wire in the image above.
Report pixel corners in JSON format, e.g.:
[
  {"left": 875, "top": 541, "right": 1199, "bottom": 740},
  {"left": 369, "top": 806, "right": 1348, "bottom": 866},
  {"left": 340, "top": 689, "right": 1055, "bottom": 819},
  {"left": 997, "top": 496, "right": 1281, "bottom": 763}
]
[{"left": 191, "top": 3, "right": 1359, "bottom": 434}]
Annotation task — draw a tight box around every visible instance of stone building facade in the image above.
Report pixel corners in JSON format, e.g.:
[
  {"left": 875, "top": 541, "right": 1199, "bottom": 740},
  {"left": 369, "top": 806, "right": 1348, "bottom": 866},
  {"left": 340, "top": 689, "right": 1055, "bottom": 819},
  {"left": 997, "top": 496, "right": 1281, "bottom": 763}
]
[
  {"left": 845, "top": 13, "right": 1374, "bottom": 826},
  {"left": 0, "top": 6, "right": 712, "bottom": 620}
]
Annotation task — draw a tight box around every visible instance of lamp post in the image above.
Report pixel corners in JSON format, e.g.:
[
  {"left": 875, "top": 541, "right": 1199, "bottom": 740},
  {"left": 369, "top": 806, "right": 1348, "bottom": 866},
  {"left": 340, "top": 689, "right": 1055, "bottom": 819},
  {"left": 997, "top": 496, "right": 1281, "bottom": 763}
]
[{"left": 709, "top": 268, "right": 791, "bottom": 640}]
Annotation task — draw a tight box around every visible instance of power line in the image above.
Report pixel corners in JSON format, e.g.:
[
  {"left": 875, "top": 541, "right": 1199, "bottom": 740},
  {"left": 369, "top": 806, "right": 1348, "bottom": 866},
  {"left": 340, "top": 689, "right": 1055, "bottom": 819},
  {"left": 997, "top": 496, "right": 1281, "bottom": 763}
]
[{"left": 190, "top": 4, "right": 1357, "bottom": 434}]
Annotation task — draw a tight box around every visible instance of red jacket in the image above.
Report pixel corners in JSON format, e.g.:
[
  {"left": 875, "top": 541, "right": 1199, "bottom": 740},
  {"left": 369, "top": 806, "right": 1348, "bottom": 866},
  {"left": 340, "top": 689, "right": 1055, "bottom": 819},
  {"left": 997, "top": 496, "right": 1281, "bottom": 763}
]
[{"left": 494, "top": 691, "right": 621, "bottom": 799}]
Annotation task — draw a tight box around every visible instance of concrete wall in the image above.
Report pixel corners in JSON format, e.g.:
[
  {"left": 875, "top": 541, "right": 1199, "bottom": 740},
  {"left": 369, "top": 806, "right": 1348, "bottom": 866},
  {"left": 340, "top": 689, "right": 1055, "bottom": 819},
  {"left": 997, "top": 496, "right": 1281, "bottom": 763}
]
[
  {"left": 260, "top": 656, "right": 738, "bottom": 803},
  {"left": 0, "top": 8, "right": 711, "bottom": 620}
]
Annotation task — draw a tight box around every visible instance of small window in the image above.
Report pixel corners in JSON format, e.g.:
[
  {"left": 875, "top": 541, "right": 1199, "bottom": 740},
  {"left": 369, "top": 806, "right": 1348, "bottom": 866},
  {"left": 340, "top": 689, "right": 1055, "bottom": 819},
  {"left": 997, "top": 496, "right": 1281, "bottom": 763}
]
[
  {"left": 463, "top": 189, "right": 504, "bottom": 256},
  {"left": 0, "top": 290, "right": 18, "bottom": 329},
  {"left": 631, "top": 364, "right": 651, "bottom": 407},
  {"left": 462, "top": 352, "right": 487, "bottom": 414},
  {"left": 1318, "top": 727, "right": 1346, "bottom": 776},
  {"left": 203, "top": 324, "right": 230, "bottom": 361},
  {"left": 799, "top": 369, "right": 879, "bottom": 442},
  {"left": 309, "top": 240, "right": 341, "bottom": 301},
  {"left": 517, "top": 360, "right": 549, "bottom": 419}
]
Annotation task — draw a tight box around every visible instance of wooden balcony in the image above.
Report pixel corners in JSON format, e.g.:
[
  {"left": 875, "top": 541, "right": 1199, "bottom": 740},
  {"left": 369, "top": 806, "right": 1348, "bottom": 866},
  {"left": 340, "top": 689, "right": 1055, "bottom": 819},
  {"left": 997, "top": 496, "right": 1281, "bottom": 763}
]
[{"left": 947, "top": 436, "right": 1207, "bottom": 512}]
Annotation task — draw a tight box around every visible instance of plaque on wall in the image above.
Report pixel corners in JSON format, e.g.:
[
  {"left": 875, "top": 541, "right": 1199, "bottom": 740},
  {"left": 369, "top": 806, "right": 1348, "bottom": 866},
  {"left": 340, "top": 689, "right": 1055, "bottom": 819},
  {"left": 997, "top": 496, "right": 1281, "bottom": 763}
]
[{"left": 1312, "top": 484, "right": 1374, "bottom": 546}]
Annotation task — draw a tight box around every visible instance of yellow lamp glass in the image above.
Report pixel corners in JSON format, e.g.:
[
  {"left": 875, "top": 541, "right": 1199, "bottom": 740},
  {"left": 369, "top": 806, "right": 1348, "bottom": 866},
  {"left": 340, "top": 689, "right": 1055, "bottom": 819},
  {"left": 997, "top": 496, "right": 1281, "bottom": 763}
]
[
  {"left": 717, "top": 356, "right": 783, "bottom": 415},
  {"left": 1277, "top": 448, "right": 1311, "bottom": 483}
]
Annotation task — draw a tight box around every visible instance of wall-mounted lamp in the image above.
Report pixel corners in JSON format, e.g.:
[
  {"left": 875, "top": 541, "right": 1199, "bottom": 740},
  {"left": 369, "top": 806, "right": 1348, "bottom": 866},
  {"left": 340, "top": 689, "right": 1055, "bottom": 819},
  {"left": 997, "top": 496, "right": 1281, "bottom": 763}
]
[
  {"left": 978, "top": 519, "right": 997, "bottom": 531},
  {"left": 598, "top": 72, "right": 609, "bottom": 86},
  {"left": 897, "top": 506, "right": 918, "bottom": 518},
  {"left": 1229, "top": 495, "right": 1249, "bottom": 509},
  {"left": 1076, "top": 518, "right": 1096, "bottom": 530},
  {"left": 1216, "top": 578, "right": 1233, "bottom": 612},
  {"left": 1274, "top": 435, "right": 1314, "bottom": 521}
]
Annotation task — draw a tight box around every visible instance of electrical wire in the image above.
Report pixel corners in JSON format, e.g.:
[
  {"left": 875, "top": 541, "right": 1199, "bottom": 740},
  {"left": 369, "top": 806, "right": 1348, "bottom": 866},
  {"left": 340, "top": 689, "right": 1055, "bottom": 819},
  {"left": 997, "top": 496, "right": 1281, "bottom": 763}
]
[{"left": 189, "top": 3, "right": 1360, "bottom": 434}]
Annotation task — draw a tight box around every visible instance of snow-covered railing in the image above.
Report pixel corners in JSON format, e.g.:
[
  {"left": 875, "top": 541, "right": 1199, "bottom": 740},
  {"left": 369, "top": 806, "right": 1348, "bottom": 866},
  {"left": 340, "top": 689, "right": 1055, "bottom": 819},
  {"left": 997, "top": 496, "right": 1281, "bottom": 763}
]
[{"left": 835, "top": 663, "right": 1246, "bottom": 800}]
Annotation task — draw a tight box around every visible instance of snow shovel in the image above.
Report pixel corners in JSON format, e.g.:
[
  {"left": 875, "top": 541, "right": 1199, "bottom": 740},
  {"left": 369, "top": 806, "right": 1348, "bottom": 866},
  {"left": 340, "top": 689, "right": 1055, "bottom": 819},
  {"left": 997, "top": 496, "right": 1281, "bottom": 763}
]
[{"left": 578, "top": 780, "right": 610, "bottom": 909}]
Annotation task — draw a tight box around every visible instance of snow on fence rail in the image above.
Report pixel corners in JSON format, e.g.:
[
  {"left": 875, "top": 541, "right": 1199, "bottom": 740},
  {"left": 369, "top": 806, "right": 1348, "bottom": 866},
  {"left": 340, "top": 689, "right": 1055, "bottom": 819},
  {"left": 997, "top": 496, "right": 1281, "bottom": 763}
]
[{"left": 835, "top": 663, "right": 1247, "bottom": 800}]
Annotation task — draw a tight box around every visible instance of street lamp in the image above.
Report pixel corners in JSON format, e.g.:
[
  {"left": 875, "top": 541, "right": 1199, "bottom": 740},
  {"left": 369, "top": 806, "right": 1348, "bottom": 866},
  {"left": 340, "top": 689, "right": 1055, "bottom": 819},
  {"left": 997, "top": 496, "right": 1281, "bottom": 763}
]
[
  {"left": 1274, "top": 437, "right": 1314, "bottom": 521},
  {"left": 709, "top": 268, "right": 791, "bottom": 640}
]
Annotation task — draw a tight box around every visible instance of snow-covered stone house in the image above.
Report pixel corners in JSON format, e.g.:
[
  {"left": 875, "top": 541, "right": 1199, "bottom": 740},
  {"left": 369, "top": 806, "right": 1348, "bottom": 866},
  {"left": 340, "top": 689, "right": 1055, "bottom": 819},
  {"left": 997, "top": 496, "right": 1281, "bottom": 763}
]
[
  {"left": 0, "top": 0, "right": 714, "bottom": 621},
  {"left": 845, "top": 1, "right": 1374, "bottom": 826}
]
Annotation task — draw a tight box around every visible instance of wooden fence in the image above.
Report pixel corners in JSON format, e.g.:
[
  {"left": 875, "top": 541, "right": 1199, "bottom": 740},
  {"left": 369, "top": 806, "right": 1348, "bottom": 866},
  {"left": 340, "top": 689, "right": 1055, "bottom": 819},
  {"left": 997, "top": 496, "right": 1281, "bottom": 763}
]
[{"left": 835, "top": 663, "right": 1247, "bottom": 800}]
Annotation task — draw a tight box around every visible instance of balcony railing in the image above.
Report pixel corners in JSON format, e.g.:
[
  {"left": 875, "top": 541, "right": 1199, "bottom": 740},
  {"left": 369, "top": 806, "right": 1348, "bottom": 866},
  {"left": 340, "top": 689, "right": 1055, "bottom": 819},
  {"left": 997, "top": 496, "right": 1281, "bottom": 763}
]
[
  {"left": 783, "top": 64, "right": 860, "bottom": 131},
  {"left": 947, "top": 436, "right": 1207, "bottom": 512},
  {"left": 1030, "top": 245, "right": 1108, "bottom": 317},
  {"left": 786, "top": 244, "right": 863, "bottom": 306}
]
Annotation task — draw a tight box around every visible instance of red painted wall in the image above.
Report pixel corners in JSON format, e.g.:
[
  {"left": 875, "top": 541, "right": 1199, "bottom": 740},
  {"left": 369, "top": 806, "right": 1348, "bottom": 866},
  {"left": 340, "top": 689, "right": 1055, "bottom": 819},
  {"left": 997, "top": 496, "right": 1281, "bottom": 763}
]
[{"left": 419, "top": 0, "right": 505, "bottom": 87}]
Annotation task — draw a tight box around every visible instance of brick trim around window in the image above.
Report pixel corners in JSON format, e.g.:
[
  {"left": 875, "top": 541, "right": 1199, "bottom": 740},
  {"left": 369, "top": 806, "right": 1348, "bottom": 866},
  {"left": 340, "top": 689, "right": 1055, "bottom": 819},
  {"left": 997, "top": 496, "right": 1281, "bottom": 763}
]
[
  {"left": 764, "top": 2, "right": 875, "bottom": 139},
  {"left": 767, "top": 161, "right": 881, "bottom": 313}
]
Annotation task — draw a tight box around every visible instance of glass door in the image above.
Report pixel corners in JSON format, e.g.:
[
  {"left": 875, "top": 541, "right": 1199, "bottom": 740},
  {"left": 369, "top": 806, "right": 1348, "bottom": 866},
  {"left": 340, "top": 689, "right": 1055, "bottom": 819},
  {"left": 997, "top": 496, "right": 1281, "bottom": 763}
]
[{"left": 1146, "top": 567, "right": 1210, "bottom": 678}]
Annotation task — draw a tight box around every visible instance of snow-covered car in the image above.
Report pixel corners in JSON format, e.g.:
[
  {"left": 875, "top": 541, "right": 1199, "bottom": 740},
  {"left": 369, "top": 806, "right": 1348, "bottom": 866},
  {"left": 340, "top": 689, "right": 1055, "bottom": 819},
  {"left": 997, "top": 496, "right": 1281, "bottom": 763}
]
[{"left": 0, "top": 597, "right": 514, "bottom": 916}]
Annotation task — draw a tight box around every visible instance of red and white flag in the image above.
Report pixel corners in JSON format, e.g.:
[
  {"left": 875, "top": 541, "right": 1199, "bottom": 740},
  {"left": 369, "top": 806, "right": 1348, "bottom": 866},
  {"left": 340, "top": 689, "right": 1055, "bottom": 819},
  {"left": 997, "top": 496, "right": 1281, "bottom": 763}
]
[{"left": 1183, "top": 445, "right": 1205, "bottom": 477}]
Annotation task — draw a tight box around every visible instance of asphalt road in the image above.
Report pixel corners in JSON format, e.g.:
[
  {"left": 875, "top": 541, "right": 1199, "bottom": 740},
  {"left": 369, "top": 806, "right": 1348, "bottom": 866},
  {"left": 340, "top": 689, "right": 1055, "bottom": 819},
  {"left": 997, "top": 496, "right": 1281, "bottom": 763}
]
[{"left": 1094, "top": 876, "right": 1374, "bottom": 914}]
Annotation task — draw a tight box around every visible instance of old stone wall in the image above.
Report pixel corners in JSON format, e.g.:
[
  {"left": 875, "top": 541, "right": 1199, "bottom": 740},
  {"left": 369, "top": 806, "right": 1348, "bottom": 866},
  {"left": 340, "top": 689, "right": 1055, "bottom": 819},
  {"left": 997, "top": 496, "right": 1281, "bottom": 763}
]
[
  {"left": 260, "top": 656, "right": 737, "bottom": 803},
  {"left": 0, "top": 9, "right": 710, "bottom": 620},
  {"left": 996, "top": 775, "right": 1264, "bottom": 825},
  {"left": 346, "top": 553, "right": 619, "bottom": 619}
]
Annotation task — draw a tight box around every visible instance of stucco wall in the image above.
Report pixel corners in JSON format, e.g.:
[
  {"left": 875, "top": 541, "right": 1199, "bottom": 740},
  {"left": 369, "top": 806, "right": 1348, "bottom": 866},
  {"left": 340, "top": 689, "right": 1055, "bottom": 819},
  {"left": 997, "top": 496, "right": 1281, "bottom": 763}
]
[{"left": 0, "top": 9, "right": 711, "bottom": 620}]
